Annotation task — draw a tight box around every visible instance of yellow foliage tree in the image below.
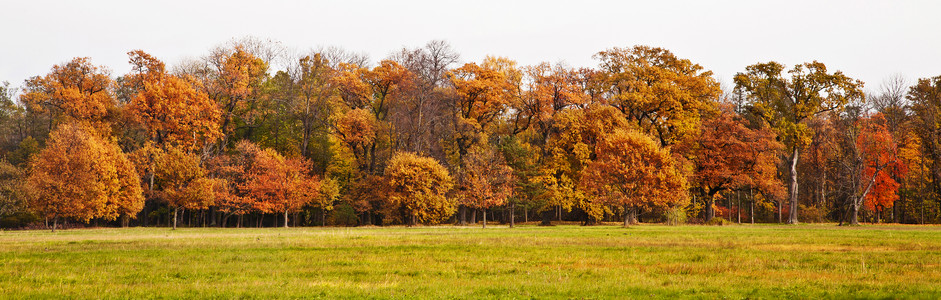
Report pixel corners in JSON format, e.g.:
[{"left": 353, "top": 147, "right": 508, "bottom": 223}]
[
  {"left": 595, "top": 46, "right": 721, "bottom": 146},
  {"left": 384, "top": 152, "right": 454, "bottom": 225},
  {"left": 154, "top": 146, "right": 217, "bottom": 230}
]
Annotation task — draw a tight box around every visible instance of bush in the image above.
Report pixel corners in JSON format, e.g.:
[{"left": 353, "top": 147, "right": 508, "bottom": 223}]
[
  {"left": 0, "top": 212, "right": 39, "bottom": 229},
  {"left": 704, "top": 217, "right": 732, "bottom": 226},
  {"left": 665, "top": 206, "right": 687, "bottom": 225},
  {"left": 332, "top": 203, "right": 359, "bottom": 226},
  {"left": 799, "top": 205, "right": 827, "bottom": 223}
]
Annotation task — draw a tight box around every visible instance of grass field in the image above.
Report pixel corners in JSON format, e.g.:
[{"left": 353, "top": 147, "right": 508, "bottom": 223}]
[{"left": 0, "top": 224, "right": 939, "bottom": 299}]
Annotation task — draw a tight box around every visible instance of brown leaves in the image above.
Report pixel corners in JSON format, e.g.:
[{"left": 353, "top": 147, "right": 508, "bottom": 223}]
[{"left": 680, "top": 104, "right": 784, "bottom": 198}]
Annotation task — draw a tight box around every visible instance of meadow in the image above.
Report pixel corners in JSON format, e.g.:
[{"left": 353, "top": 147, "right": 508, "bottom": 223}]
[{"left": 0, "top": 224, "right": 939, "bottom": 299}]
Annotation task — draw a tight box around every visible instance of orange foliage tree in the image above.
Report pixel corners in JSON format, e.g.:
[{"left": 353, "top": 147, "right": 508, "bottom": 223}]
[
  {"left": 27, "top": 123, "right": 143, "bottom": 231},
  {"left": 679, "top": 104, "right": 784, "bottom": 221},
  {"left": 205, "top": 141, "right": 258, "bottom": 227},
  {"left": 541, "top": 104, "right": 633, "bottom": 224},
  {"left": 854, "top": 114, "right": 905, "bottom": 224},
  {"left": 457, "top": 147, "right": 515, "bottom": 228},
  {"left": 20, "top": 57, "right": 116, "bottom": 134},
  {"left": 190, "top": 45, "right": 268, "bottom": 151},
  {"left": 241, "top": 145, "right": 320, "bottom": 228},
  {"left": 580, "top": 129, "right": 689, "bottom": 227},
  {"left": 125, "top": 50, "right": 222, "bottom": 151}
]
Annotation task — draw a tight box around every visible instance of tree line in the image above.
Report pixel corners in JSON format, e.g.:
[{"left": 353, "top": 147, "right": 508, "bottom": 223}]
[{"left": 0, "top": 37, "right": 938, "bottom": 231}]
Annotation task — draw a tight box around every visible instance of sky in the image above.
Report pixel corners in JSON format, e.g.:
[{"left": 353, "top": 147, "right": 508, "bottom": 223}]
[{"left": 2, "top": 0, "right": 940, "bottom": 93}]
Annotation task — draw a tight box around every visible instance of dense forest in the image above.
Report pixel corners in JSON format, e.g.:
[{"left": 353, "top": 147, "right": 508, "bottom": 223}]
[{"left": 1, "top": 37, "right": 939, "bottom": 230}]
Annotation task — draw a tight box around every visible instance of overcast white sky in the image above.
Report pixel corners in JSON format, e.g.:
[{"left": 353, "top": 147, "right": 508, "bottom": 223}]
[{"left": 2, "top": 0, "right": 939, "bottom": 93}]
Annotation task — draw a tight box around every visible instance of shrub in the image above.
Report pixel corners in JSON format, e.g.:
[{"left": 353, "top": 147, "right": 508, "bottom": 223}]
[
  {"left": 704, "top": 217, "right": 732, "bottom": 226},
  {"left": 665, "top": 206, "right": 687, "bottom": 225}
]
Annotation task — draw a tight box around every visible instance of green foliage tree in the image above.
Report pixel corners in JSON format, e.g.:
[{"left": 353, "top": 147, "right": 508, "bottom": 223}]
[{"left": 734, "top": 61, "right": 864, "bottom": 224}]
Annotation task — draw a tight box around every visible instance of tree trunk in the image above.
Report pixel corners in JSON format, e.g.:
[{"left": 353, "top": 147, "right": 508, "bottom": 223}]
[
  {"left": 52, "top": 216, "right": 58, "bottom": 233},
  {"left": 629, "top": 207, "right": 638, "bottom": 225},
  {"left": 524, "top": 208, "right": 528, "bottom": 223},
  {"left": 622, "top": 205, "right": 629, "bottom": 228},
  {"left": 470, "top": 209, "right": 476, "bottom": 224},
  {"left": 459, "top": 206, "right": 466, "bottom": 226},
  {"left": 509, "top": 204, "right": 515, "bottom": 228},
  {"left": 211, "top": 207, "right": 217, "bottom": 227},
  {"left": 173, "top": 207, "right": 179, "bottom": 230},
  {"left": 237, "top": 214, "right": 242, "bottom": 228},
  {"left": 322, "top": 210, "right": 327, "bottom": 227},
  {"left": 777, "top": 200, "right": 782, "bottom": 223},
  {"left": 705, "top": 198, "right": 715, "bottom": 222},
  {"left": 284, "top": 210, "right": 289, "bottom": 228},
  {"left": 737, "top": 191, "right": 741, "bottom": 224},
  {"left": 540, "top": 210, "right": 552, "bottom": 226},
  {"left": 850, "top": 200, "right": 860, "bottom": 225},
  {"left": 482, "top": 209, "right": 487, "bottom": 228},
  {"left": 750, "top": 189, "right": 754, "bottom": 224},
  {"left": 788, "top": 148, "right": 800, "bottom": 224}
]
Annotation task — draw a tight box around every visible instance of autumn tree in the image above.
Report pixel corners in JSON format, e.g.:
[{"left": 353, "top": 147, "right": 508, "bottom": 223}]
[
  {"left": 326, "top": 61, "right": 415, "bottom": 224},
  {"left": 184, "top": 44, "right": 268, "bottom": 152},
  {"left": 27, "top": 123, "right": 143, "bottom": 231},
  {"left": 734, "top": 61, "right": 864, "bottom": 224},
  {"left": 314, "top": 177, "right": 340, "bottom": 226},
  {"left": 445, "top": 57, "right": 520, "bottom": 223},
  {"left": 390, "top": 40, "right": 460, "bottom": 154},
  {"left": 241, "top": 145, "right": 320, "bottom": 228},
  {"left": 457, "top": 146, "right": 515, "bottom": 228},
  {"left": 20, "top": 57, "right": 116, "bottom": 136},
  {"left": 580, "top": 129, "right": 689, "bottom": 227},
  {"left": 908, "top": 76, "right": 941, "bottom": 217},
  {"left": 838, "top": 113, "right": 903, "bottom": 225},
  {"left": 678, "top": 104, "right": 784, "bottom": 222},
  {"left": 595, "top": 46, "right": 721, "bottom": 146},
  {"left": 384, "top": 152, "right": 454, "bottom": 225},
  {"left": 446, "top": 57, "right": 518, "bottom": 162},
  {"left": 0, "top": 161, "right": 30, "bottom": 222},
  {"left": 540, "top": 104, "right": 632, "bottom": 224},
  {"left": 125, "top": 50, "right": 222, "bottom": 151},
  {"left": 205, "top": 141, "right": 260, "bottom": 227},
  {"left": 154, "top": 146, "right": 217, "bottom": 229},
  {"left": 496, "top": 63, "right": 589, "bottom": 225},
  {"left": 280, "top": 53, "right": 335, "bottom": 158}
]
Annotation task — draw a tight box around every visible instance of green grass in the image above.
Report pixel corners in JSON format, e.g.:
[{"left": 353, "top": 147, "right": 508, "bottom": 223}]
[{"left": 0, "top": 224, "right": 939, "bottom": 299}]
